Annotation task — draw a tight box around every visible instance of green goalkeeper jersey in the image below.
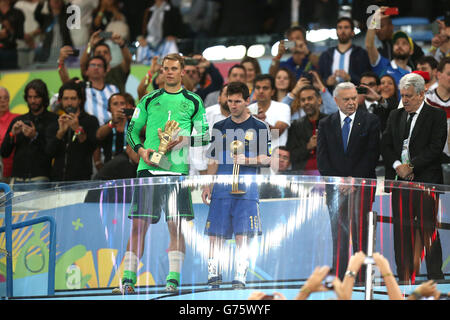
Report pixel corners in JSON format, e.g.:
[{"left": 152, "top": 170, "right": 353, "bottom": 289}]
[{"left": 127, "top": 88, "right": 209, "bottom": 175}]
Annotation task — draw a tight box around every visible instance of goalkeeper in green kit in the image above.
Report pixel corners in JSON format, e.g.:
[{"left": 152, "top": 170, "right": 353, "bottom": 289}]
[{"left": 113, "top": 53, "right": 209, "bottom": 294}]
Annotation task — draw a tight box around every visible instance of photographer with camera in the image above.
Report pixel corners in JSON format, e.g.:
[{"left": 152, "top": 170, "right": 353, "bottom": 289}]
[
  {"left": 94, "top": 93, "right": 139, "bottom": 180},
  {"left": 46, "top": 82, "right": 99, "bottom": 182},
  {"left": 1, "top": 80, "right": 58, "bottom": 190}
]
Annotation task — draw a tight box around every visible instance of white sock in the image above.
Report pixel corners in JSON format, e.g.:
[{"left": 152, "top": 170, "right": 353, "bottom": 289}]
[
  {"left": 123, "top": 251, "right": 139, "bottom": 273},
  {"left": 208, "top": 258, "right": 219, "bottom": 279},
  {"left": 168, "top": 250, "right": 185, "bottom": 274},
  {"left": 234, "top": 249, "right": 249, "bottom": 283}
]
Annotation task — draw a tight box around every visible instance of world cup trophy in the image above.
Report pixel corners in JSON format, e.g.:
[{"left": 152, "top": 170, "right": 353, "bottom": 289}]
[
  {"left": 149, "top": 112, "right": 180, "bottom": 170},
  {"left": 230, "top": 140, "right": 246, "bottom": 194}
]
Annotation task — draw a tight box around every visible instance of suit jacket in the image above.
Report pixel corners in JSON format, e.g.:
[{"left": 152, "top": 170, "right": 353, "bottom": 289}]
[
  {"left": 318, "top": 45, "right": 371, "bottom": 90},
  {"left": 287, "top": 112, "right": 327, "bottom": 171},
  {"left": 317, "top": 109, "right": 380, "bottom": 179},
  {"left": 359, "top": 96, "right": 398, "bottom": 134},
  {"left": 381, "top": 103, "right": 447, "bottom": 184}
]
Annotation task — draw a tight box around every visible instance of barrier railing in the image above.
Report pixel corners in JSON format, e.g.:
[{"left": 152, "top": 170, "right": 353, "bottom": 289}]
[{"left": 0, "top": 183, "right": 56, "bottom": 298}]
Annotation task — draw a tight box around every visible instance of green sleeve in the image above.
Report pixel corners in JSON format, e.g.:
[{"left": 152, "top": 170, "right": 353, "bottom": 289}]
[{"left": 127, "top": 98, "right": 148, "bottom": 153}]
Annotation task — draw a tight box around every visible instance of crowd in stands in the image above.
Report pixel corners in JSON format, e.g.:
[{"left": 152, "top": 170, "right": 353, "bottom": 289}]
[
  {"left": 0, "top": 1, "right": 449, "bottom": 187},
  {"left": 0, "top": 1, "right": 449, "bottom": 300}
]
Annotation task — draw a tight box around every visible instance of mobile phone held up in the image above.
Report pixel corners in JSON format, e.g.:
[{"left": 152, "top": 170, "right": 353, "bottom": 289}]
[
  {"left": 99, "top": 31, "right": 113, "bottom": 39},
  {"left": 122, "top": 108, "right": 135, "bottom": 117},
  {"left": 384, "top": 7, "right": 399, "bottom": 16},
  {"left": 357, "top": 86, "right": 368, "bottom": 95},
  {"left": 70, "top": 49, "right": 80, "bottom": 57},
  {"left": 284, "top": 40, "right": 296, "bottom": 50}
]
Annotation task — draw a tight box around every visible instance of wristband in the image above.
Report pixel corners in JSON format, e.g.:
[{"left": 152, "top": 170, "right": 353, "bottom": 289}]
[
  {"left": 107, "top": 120, "right": 115, "bottom": 129},
  {"left": 74, "top": 126, "right": 84, "bottom": 135},
  {"left": 382, "top": 273, "right": 394, "bottom": 278},
  {"left": 345, "top": 270, "right": 357, "bottom": 278}
]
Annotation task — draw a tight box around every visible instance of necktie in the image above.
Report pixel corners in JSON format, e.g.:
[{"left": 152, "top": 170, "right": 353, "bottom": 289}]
[
  {"left": 342, "top": 116, "right": 351, "bottom": 152},
  {"left": 404, "top": 112, "right": 416, "bottom": 140},
  {"left": 369, "top": 103, "right": 377, "bottom": 113}
]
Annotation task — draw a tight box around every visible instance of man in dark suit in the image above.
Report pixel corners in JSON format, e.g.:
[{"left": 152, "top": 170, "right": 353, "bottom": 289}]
[
  {"left": 381, "top": 73, "right": 446, "bottom": 283},
  {"left": 317, "top": 82, "right": 380, "bottom": 281},
  {"left": 287, "top": 85, "right": 328, "bottom": 175}
]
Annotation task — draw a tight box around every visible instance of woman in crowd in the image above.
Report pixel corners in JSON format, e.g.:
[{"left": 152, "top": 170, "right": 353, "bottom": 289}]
[{"left": 274, "top": 67, "right": 296, "bottom": 102}]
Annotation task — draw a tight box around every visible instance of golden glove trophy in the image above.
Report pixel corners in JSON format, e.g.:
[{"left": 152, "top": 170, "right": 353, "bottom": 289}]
[
  {"left": 230, "top": 140, "right": 246, "bottom": 194},
  {"left": 149, "top": 112, "right": 180, "bottom": 170}
]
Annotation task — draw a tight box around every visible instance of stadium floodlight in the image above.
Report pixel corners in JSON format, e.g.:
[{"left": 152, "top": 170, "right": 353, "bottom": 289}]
[
  {"left": 202, "top": 45, "right": 227, "bottom": 61},
  {"left": 247, "top": 44, "right": 265, "bottom": 58},
  {"left": 224, "top": 45, "right": 247, "bottom": 60}
]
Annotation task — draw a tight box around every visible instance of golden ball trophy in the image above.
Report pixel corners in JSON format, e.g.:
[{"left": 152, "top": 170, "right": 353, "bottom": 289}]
[{"left": 230, "top": 140, "right": 246, "bottom": 194}]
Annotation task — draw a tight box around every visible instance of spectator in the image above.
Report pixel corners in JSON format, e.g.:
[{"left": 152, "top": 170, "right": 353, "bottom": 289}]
[
  {"left": 407, "top": 280, "right": 442, "bottom": 300},
  {"left": 260, "top": 146, "right": 291, "bottom": 175},
  {"left": 366, "top": 8, "right": 412, "bottom": 86},
  {"left": 317, "top": 82, "right": 380, "bottom": 281},
  {"left": 375, "top": 14, "right": 424, "bottom": 70},
  {"left": 60, "top": 30, "right": 131, "bottom": 93},
  {"left": 416, "top": 56, "right": 439, "bottom": 91},
  {"left": 429, "top": 19, "right": 450, "bottom": 63},
  {"left": 91, "top": 0, "right": 126, "bottom": 33},
  {"left": 0, "top": 0, "right": 25, "bottom": 70},
  {"left": 190, "top": 84, "right": 230, "bottom": 176},
  {"left": 34, "top": 0, "right": 73, "bottom": 63},
  {"left": 184, "top": 54, "right": 223, "bottom": 102},
  {"left": 248, "top": 74, "right": 291, "bottom": 149},
  {"left": 14, "top": 0, "right": 40, "bottom": 67},
  {"left": 204, "top": 64, "right": 246, "bottom": 107},
  {"left": 282, "top": 70, "right": 338, "bottom": 121},
  {"left": 318, "top": 17, "right": 371, "bottom": 91},
  {"left": 358, "top": 71, "right": 396, "bottom": 134},
  {"left": 273, "top": 67, "right": 296, "bottom": 102},
  {"left": 424, "top": 57, "right": 450, "bottom": 162},
  {"left": 379, "top": 74, "right": 399, "bottom": 102},
  {"left": 94, "top": 93, "right": 138, "bottom": 180},
  {"left": 135, "top": 0, "right": 184, "bottom": 65},
  {"left": 68, "top": 0, "right": 99, "bottom": 49},
  {"left": 294, "top": 265, "right": 347, "bottom": 300},
  {"left": 286, "top": 86, "right": 327, "bottom": 175},
  {"left": 59, "top": 54, "right": 119, "bottom": 126},
  {"left": 258, "top": 146, "right": 295, "bottom": 199},
  {"left": 96, "top": 92, "right": 135, "bottom": 162},
  {"left": 0, "top": 79, "right": 58, "bottom": 190},
  {"left": 0, "top": 87, "right": 19, "bottom": 183},
  {"left": 181, "top": 0, "right": 220, "bottom": 38},
  {"left": 46, "top": 82, "right": 99, "bottom": 182},
  {"left": 270, "top": 26, "right": 319, "bottom": 81},
  {"left": 241, "top": 56, "right": 262, "bottom": 101},
  {"left": 381, "top": 73, "right": 446, "bottom": 283}
]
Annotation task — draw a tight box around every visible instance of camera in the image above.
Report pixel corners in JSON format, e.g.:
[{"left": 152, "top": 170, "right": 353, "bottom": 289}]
[
  {"left": 122, "top": 108, "right": 135, "bottom": 117},
  {"left": 23, "top": 120, "right": 33, "bottom": 126},
  {"left": 99, "top": 31, "right": 113, "bottom": 39},
  {"left": 323, "top": 269, "right": 335, "bottom": 290},
  {"left": 65, "top": 107, "right": 78, "bottom": 114},
  {"left": 69, "top": 49, "right": 80, "bottom": 57},
  {"left": 284, "top": 40, "right": 296, "bottom": 51},
  {"left": 185, "top": 58, "right": 199, "bottom": 66},
  {"left": 301, "top": 71, "right": 314, "bottom": 83},
  {"left": 357, "top": 86, "right": 368, "bottom": 95}
]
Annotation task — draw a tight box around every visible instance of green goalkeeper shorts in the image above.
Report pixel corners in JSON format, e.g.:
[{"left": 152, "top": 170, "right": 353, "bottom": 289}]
[{"left": 128, "top": 170, "right": 194, "bottom": 224}]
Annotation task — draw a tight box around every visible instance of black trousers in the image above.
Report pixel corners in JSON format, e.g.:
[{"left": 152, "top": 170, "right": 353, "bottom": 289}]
[
  {"left": 325, "top": 181, "right": 377, "bottom": 281},
  {"left": 391, "top": 187, "right": 444, "bottom": 282}
]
